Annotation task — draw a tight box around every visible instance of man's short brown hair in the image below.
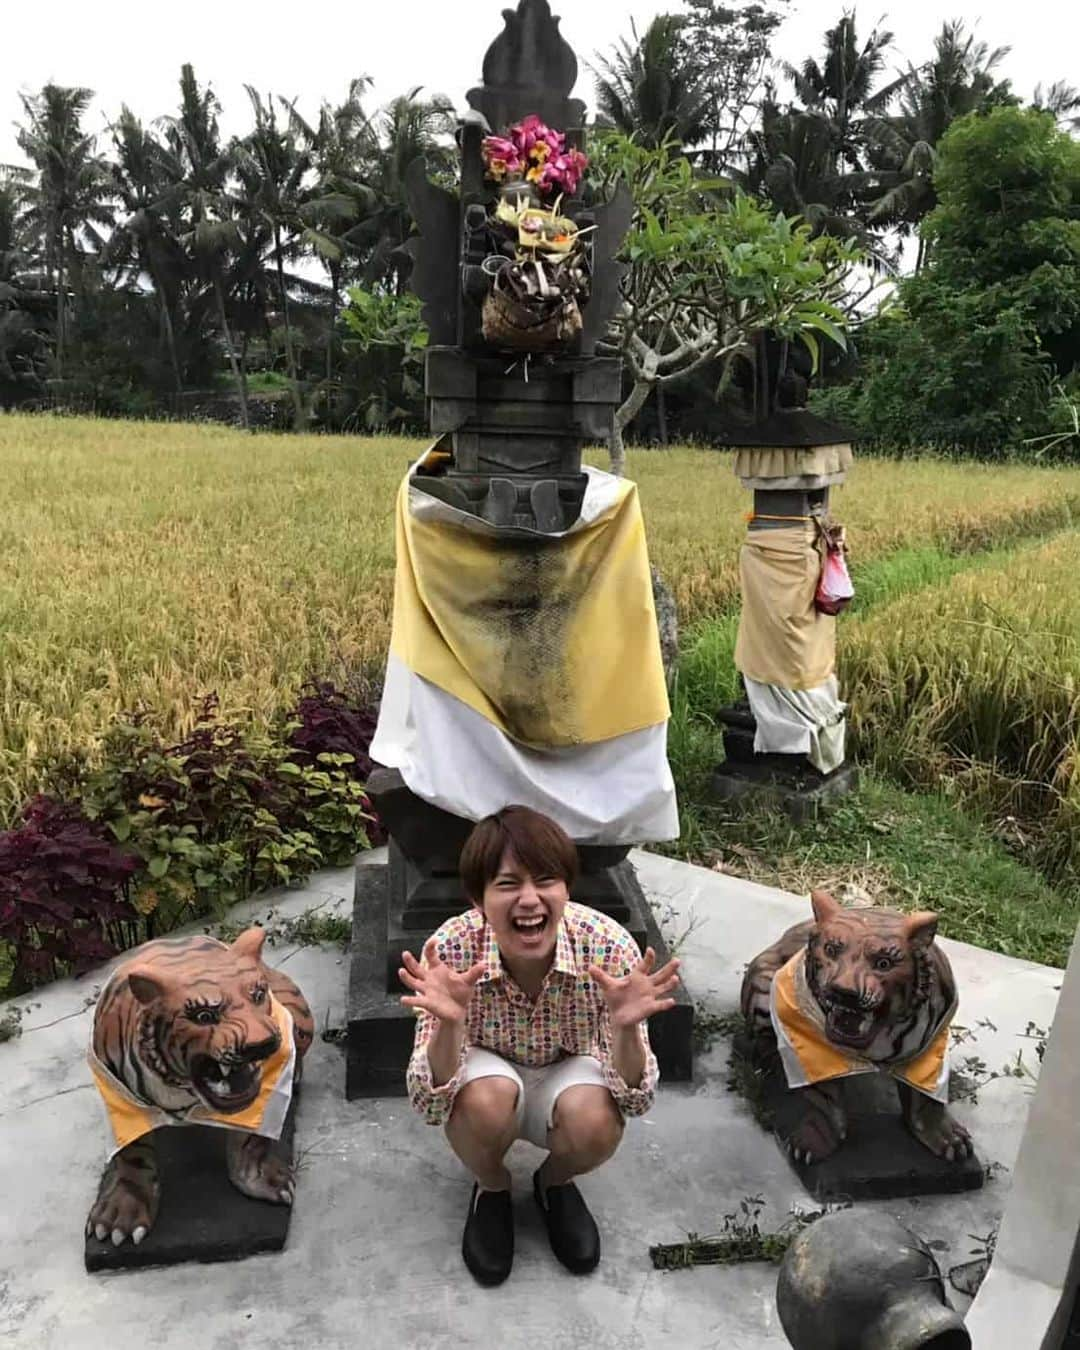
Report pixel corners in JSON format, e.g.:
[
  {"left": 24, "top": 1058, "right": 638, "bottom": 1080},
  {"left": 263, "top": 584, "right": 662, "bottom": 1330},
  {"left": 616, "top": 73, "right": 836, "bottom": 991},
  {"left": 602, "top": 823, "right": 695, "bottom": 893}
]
[{"left": 459, "top": 806, "right": 579, "bottom": 904}]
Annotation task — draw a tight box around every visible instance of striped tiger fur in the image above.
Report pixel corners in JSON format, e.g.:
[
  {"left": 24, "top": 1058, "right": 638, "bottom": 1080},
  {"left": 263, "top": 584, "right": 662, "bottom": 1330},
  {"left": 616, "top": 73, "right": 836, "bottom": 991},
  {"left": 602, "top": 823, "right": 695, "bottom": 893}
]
[
  {"left": 87, "top": 927, "right": 313, "bottom": 1246},
  {"left": 739, "top": 889, "right": 972, "bottom": 1164}
]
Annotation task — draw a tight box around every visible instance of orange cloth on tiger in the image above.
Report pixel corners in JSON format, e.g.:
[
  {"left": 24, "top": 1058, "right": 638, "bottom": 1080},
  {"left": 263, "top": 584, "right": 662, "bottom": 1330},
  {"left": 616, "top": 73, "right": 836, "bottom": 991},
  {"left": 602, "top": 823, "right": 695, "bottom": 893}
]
[
  {"left": 769, "top": 949, "right": 953, "bottom": 1103},
  {"left": 88, "top": 993, "right": 296, "bottom": 1157}
]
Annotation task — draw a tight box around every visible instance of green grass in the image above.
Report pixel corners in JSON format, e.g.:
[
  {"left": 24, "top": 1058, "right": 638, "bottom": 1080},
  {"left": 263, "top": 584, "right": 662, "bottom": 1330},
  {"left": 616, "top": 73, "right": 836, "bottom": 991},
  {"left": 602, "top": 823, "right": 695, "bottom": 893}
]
[
  {"left": 665, "top": 773, "right": 1077, "bottom": 968},
  {"left": 244, "top": 371, "right": 292, "bottom": 394},
  {"left": 665, "top": 531, "right": 1080, "bottom": 968}
]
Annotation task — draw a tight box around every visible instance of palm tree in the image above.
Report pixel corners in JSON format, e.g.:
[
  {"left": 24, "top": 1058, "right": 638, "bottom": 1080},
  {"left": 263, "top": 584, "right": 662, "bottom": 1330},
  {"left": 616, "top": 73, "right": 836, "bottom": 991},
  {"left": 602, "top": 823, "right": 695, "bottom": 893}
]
[
  {"left": 15, "top": 85, "right": 113, "bottom": 379},
  {"left": 235, "top": 88, "right": 312, "bottom": 425},
  {"left": 591, "top": 15, "right": 711, "bottom": 150},
  {"left": 0, "top": 175, "right": 45, "bottom": 404},
  {"left": 746, "top": 15, "right": 906, "bottom": 270},
  {"left": 782, "top": 14, "right": 904, "bottom": 170},
  {"left": 1032, "top": 80, "right": 1080, "bottom": 132},
  {"left": 109, "top": 108, "right": 189, "bottom": 393},
  {"left": 354, "top": 88, "right": 455, "bottom": 292},
  {"left": 747, "top": 89, "right": 896, "bottom": 270},
  {"left": 864, "top": 21, "right": 1015, "bottom": 263},
  {"left": 286, "top": 80, "right": 379, "bottom": 389},
  {"left": 160, "top": 64, "right": 249, "bottom": 428}
]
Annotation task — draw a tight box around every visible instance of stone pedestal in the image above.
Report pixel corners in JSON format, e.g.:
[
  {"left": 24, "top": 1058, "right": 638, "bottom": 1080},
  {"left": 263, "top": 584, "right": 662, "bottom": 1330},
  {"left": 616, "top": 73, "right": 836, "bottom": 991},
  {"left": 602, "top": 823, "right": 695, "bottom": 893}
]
[
  {"left": 733, "top": 1034, "right": 984, "bottom": 1202},
  {"left": 419, "top": 349, "right": 622, "bottom": 530},
  {"left": 711, "top": 696, "right": 859, "bottom": 822},
  {"left": 84, "top": 1097, "right": 300, "bottom": 1272}
]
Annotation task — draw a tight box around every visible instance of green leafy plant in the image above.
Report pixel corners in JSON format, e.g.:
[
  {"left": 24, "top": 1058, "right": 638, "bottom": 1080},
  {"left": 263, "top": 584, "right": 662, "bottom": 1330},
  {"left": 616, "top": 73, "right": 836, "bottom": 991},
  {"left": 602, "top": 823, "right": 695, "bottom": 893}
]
[
  {"left": 45, "top": 694, "right": 371, "bottom": 931},
  {"left": 340, "top": 286, "right": 428, "bottom": 430},
  {"left": 590, "top": 131, "right": 860, "bottom": 470}
]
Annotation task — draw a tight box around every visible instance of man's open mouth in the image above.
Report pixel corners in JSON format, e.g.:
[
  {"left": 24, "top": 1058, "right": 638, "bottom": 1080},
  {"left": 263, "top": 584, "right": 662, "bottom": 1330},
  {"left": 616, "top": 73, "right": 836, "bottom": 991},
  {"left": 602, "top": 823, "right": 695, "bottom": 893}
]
[
  {"left": 511, "top": 913, "right": 548, "bottom": 944},
  {"left": 191, "top": 1055, "right": 262, "bottom": 1112},
  {"left": 823, "top": 1003, "right": 879, "bottom": 1050}
]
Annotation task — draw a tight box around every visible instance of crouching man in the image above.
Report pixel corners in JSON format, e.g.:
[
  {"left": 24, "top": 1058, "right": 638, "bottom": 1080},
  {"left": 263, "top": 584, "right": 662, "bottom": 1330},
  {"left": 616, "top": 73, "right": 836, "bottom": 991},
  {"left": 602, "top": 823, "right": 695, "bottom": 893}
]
[{"left": 400, "top": 805, "right": 679, "bottom": 1286}]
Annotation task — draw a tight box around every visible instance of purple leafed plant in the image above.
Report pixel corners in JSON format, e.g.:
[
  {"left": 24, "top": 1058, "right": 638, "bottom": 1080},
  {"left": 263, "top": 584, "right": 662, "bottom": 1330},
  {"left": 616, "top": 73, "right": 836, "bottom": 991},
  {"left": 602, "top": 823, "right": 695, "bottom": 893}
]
[
  {"left": 0, "top": 796, "right": 140, "bottom": 989},
  {"left": 288, "top": 682, "right": 378, "bottom": 775}
]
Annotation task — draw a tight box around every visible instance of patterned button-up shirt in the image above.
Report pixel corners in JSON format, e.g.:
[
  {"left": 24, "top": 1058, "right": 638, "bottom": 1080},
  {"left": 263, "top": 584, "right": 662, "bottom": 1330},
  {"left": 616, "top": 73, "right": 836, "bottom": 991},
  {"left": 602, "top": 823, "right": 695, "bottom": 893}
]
[{"left": 406, "top": 901, "right": 659, "bottom": 1126}]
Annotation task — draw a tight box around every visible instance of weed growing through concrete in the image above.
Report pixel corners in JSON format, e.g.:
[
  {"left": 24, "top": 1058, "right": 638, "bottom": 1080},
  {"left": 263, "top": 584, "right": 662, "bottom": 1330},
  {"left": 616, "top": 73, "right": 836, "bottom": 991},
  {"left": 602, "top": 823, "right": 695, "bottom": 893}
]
[
  {"left": 649, "top": 1194, "right": 845, "bottom": 1269},
  {"left": 948, "top": 1222, "right": 1000, "bottom": 1299},
  {"left": 0, "top": 1005, "right": 25, "bottom": 1042},
  {"left": 692, "top": 1004, "right": 744, "bottom": 1053},
  {"left": 214, "top": 903, "right": 351, "bottom": 951}
]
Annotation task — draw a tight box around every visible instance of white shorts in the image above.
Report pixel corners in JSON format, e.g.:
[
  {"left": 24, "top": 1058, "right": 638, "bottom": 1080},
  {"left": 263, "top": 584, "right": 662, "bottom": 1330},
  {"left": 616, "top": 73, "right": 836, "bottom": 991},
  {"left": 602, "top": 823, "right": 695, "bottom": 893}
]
[{"left": 457, "top": 1047, "right": 609, "bottom": 1149}]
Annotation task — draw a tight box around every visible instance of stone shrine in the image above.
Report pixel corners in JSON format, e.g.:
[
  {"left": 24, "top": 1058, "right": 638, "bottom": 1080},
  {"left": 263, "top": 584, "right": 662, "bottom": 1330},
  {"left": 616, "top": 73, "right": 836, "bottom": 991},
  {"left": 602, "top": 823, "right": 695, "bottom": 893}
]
[
  {"left": 346, "top": 0, "right": 693, "bottom": 1098},
  {"left": 712, "top": 329, "right": 859, "bottom": 817}
]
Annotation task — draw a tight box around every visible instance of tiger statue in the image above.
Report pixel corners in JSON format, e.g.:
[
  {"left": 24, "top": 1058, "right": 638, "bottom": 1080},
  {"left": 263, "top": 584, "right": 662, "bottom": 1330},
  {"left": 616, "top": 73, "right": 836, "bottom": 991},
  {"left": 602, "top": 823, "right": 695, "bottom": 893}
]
[
  {"left": 86, "top": 927, "right": 313, "bottom": 1247},
  {"left": 740, "top": 889, "right": 972, "bottom": 1165}
]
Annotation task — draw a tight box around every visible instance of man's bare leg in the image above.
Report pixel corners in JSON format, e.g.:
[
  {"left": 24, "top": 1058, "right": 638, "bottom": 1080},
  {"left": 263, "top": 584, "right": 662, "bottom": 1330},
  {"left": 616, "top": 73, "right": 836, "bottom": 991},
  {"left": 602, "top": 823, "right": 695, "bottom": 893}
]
[
  {"left": 444, "top": 1076, "right": 520, "bottom": 1190},
  {"left": 539, "top": 1084, "right": 624, "bottom": 1189},
  {"left": 445, "top": 1076, "right": 520, "bottom": 1286}
]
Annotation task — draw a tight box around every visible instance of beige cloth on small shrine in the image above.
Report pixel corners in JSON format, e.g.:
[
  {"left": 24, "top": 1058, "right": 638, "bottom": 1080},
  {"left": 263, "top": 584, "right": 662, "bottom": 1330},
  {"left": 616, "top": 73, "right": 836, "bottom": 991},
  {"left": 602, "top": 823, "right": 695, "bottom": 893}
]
[
  {"left": 734, "top": 523, "right": 836, "bottom": 689},
  {"left": 732, "top": 443, "right": 853, "bottom": 484}
]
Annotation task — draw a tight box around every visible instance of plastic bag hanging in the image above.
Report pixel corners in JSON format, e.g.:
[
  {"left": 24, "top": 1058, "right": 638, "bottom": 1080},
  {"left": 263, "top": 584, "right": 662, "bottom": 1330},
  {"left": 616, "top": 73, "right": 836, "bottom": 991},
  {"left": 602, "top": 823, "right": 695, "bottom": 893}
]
[{"left": 814, "top": 521, "right": 854, "bottom": 616}]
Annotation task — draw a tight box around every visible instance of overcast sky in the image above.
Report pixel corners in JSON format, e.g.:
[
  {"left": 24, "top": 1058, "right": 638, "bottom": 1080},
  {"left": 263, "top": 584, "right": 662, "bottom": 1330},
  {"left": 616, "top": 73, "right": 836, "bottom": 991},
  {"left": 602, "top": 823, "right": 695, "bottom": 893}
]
[{"left": 2, "top": 0, "right": 1076, "bottom": 172}]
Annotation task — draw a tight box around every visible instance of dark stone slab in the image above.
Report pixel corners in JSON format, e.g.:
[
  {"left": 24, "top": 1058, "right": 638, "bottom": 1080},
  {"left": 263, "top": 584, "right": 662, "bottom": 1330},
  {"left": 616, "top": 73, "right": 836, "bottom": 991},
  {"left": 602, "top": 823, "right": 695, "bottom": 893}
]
[
  {"left": 402, "top": 161, "right": 460, "bottom": 346},
  {"left": 710, "top": 758, "right": 859, "bottom": 823},
  {"left": 733, "top": 1033, "right": 984, "bottom": 1202},
  {"left": 84, "top": 1096, "right": 299, "bottom": 1272},
  {"left": 346, "top": 864, "right": 416, "bottom": 1099},
  {"left": 578, "top": 187, "right": 633, "bottom": 355},
  {"left": 346, "top": 861, "right": 694, "bottom": 1099}
]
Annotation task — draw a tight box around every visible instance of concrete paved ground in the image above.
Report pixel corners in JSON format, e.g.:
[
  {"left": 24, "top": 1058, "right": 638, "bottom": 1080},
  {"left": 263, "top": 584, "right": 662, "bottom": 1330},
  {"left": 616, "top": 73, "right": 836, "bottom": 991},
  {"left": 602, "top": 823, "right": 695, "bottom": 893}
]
[{"left": 0, "top": 849, "right": 1062, "bottom": 1349}]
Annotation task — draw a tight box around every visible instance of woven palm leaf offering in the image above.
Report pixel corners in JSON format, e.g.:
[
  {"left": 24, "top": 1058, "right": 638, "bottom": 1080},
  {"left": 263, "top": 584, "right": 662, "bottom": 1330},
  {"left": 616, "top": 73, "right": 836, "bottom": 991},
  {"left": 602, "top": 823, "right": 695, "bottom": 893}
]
[{"left": 479, "top": 115, "right": 592, "bottom": 352}]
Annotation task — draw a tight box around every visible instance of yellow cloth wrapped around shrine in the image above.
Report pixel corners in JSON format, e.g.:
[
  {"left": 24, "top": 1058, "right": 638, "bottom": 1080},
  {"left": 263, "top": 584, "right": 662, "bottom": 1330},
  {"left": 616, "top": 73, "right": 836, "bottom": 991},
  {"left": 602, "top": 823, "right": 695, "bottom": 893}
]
[
  {"left": 734, "top": 523, "right": 836, "bottom": 690},
  {"left": 770, "top": 949, "right": 953, "bottom": 1103},
  {"left": 388, "top": 456, "right": 670, "bottom": 748}
]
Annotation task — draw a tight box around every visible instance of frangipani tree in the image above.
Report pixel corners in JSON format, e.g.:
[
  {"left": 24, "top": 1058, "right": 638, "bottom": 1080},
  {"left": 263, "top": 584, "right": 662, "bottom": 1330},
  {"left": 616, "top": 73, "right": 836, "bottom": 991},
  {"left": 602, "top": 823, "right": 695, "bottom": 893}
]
[{"left": 592, "top": 133, "right": 859, "bottom": 472}]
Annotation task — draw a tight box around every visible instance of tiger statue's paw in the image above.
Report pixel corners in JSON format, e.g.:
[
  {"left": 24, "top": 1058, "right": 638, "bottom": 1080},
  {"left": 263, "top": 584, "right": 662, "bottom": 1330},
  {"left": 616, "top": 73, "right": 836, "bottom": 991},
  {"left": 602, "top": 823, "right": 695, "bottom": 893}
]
[
  {"left": 779, "top": 1084, "right": 848, "bottom": 1165},
  {"left": 902, "top": 1093, "right": 974, "bottom": 1162},
  {"left": 86, "top": 1143, "right": 160, "bottom": 1246},
  {"left": 225, "top": 1130, "right": 296, "bottom": 1205}
]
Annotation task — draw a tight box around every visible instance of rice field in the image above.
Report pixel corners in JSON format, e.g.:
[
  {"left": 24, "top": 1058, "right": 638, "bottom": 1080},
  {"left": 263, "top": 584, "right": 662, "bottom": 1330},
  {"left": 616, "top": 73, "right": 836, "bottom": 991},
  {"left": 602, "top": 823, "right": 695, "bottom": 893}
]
[
  {"left": 840, "top": 530, "right": 1080, "bottom": 880},
  {"left": 3, "top": 410, "right": 1080, "bottom": 825}
]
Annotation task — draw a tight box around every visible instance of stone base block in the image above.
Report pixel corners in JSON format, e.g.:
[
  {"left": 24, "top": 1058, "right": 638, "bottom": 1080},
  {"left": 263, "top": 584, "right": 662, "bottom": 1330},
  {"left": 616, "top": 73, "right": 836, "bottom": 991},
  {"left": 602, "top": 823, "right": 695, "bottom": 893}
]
[
  {"left": 85, "top": 1097, "right": 299, "bottom": 1272},
  {"left": 734, "top": 1034, "right": 984, "bottom": 1202},
  {"left": 346, "top": 861, "right": 694, "bottom": 1099},
  {"left": 710, "top": 758, "right": 859, "bottom": 823}
]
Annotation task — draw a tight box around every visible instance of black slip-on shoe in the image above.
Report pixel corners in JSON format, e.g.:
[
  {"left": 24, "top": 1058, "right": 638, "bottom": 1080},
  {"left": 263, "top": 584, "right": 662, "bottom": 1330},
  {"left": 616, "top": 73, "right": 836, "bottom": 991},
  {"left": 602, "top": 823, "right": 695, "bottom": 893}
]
[
  {"left": 462, "top": 1185, "right": 514, "bottom": 1286},
  {"left": 532, "top": 1168, "right": 601, "bottom": 1274}
]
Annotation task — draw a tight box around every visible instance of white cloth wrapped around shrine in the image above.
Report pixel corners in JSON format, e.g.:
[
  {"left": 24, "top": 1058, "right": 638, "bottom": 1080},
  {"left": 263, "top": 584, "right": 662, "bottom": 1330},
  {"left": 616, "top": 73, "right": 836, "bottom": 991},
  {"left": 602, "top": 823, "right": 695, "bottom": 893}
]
[
  {"left": 373, "top": 654, "right": 679, "bottom": 841},
  {"left": 743, "top": 675, "right": 847, "bottom": 775}
]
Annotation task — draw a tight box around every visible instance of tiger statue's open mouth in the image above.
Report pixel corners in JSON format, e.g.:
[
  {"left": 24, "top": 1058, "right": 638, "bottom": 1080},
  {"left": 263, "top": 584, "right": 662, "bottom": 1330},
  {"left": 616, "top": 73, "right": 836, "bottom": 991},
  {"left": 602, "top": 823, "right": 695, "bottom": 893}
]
[
  {"left": 818, "top": 995, "right": 884, "bottom": 1051},
  {"left": 190, "top": 1053, "right": 266, "bottom": 1112}
]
